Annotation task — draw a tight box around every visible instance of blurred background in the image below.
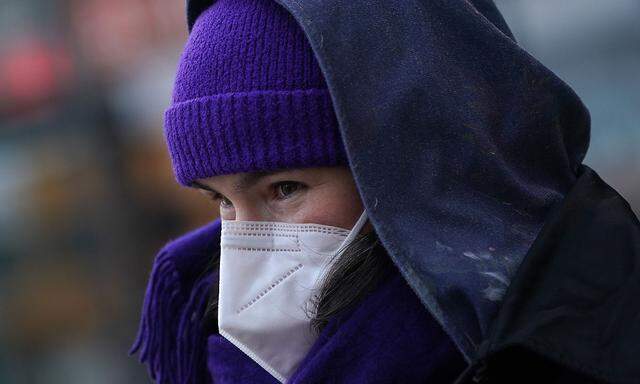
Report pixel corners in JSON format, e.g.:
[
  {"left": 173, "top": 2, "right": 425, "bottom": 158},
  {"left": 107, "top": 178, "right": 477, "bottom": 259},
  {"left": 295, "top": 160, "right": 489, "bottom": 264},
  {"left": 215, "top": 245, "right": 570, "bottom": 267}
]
[{"left": 0, "top": 0, "right": 637, "bottom": 383}]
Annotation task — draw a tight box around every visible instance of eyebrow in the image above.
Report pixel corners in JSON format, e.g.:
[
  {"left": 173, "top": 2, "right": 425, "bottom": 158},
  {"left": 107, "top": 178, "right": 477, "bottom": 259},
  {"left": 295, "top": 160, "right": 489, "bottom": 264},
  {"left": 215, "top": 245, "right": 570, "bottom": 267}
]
[{"left": 190, "top": 170, "right": 283, "bottom": 196}]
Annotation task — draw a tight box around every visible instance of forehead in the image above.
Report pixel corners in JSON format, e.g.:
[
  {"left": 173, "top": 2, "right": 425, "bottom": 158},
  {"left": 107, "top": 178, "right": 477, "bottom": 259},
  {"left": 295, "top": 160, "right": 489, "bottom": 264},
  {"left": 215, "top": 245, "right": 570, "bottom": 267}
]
[
  {"left": 191, "top": 166, "right": 350, "bottom": 193},
  {"left": 192, "top": 169, "right": 303, "bottom": 194},
  {"left": 192, "top": 171, "right": 270, "bottom": 192}
]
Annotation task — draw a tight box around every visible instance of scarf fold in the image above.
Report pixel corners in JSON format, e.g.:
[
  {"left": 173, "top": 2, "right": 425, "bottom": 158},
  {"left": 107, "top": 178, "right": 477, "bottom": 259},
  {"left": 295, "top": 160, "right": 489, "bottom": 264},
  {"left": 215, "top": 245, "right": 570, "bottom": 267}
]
[
  {"left": 129, "top": 218, "right": 221, "bottom": 383},
  {"left": 130, "top": 215, "right": 468, "bottom": 383},
  {"left": 206, "top": 268, "right": 467, "bottom": 383}
]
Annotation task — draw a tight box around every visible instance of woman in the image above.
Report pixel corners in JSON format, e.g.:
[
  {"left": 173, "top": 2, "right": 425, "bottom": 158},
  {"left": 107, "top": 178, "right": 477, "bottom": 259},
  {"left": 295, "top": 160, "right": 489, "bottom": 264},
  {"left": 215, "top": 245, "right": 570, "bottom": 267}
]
[{"left": 130, "top": 0, "right": 640, "bottom": 383}]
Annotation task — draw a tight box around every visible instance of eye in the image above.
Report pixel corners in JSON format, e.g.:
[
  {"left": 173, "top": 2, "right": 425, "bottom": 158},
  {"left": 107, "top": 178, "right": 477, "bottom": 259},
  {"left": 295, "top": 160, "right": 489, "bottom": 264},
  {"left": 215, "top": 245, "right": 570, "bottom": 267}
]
[
  {"left": 219, "top": 195, "right": 233, "bottom": 208},
  {"left": 274, "top": 181, "right": 304, "bottom": 200},
  {"left": 207, "top": 192, "right": 233, "bottom": 208}
]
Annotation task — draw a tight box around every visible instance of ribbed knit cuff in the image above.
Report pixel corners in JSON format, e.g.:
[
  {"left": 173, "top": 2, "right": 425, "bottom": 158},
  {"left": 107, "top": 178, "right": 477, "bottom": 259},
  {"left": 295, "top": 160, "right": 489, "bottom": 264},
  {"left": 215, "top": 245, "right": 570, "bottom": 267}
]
[{"left": 164, "top": 88, "right": 348, "bottom": 187}]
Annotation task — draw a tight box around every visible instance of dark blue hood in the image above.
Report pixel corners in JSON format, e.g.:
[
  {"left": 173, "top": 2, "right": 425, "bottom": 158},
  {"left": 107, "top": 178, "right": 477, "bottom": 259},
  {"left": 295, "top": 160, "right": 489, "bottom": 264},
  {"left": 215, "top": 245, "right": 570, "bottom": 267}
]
[{"left": 185, "top": 0, "right": 591, "bottom": 363}]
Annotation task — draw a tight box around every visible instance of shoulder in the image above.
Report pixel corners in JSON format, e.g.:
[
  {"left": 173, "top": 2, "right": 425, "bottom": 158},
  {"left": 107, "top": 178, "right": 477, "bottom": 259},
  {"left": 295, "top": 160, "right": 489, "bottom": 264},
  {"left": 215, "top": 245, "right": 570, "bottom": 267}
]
[{"left": 468, "top": 165, "right": 640, "bottom": 383}]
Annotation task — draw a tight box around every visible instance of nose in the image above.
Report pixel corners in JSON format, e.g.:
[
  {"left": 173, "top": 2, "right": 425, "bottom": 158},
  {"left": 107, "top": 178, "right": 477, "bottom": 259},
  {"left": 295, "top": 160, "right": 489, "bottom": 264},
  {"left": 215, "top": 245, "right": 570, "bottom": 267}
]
[{"left": 232, "top": 205, "right": 271, "bottom": 222}]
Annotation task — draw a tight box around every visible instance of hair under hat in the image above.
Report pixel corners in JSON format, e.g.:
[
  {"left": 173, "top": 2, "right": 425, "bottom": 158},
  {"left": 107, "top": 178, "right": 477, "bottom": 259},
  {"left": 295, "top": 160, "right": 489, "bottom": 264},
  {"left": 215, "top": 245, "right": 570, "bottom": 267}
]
[{"left": 164, "top": 0, "right": 348, "bottom": 187}]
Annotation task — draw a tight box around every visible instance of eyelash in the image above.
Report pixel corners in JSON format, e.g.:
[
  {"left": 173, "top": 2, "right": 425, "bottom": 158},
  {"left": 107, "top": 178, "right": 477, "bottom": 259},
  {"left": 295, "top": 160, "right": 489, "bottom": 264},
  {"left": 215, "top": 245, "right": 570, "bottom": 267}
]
[
  {"left": 207, "top": 181, "right": 304, "bottom": 208},
  {"left": 209, "top": 193, "right": 230, "bottom": 207}
]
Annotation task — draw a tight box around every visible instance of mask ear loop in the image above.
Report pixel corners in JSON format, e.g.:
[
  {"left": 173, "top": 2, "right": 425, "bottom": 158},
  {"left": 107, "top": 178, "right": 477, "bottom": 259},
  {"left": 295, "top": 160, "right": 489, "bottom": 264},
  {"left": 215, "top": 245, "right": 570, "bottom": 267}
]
[
  {"left": 334, "top": 209, "right": 369, "bottom": 255},
  {"left": 308, "top": 208, "right": 370, "bottom": 314}
]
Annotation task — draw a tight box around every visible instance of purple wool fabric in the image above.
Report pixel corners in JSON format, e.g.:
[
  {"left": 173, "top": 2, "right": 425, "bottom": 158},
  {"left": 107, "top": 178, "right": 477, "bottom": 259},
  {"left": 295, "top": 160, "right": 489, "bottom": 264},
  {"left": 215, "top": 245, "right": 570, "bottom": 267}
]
[
  {"left": 208, "top": 270, "right": 468, "bottom": 383},
  {"left": 164, "top": 0, "right": 348, "bottom": 187},
  {"left": 129, "top": 221, "right": 219, "bottom": 383},
  {"left": 130, "top": 217, "right": 467, "bottom": 383},
  {"left": 285, "top": 271, "right": 468, "bottom": 383}
]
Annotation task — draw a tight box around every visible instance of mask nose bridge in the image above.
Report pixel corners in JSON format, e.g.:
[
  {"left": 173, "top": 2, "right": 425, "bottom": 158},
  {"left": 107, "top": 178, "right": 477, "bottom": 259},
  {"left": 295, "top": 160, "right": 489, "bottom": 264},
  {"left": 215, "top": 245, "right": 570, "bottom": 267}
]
[
  {"left": 221, "top": 209, "right": 369, "bottom": 254},
  {"left": 221, "top": 222, "right": 300, "bottom": 250}
]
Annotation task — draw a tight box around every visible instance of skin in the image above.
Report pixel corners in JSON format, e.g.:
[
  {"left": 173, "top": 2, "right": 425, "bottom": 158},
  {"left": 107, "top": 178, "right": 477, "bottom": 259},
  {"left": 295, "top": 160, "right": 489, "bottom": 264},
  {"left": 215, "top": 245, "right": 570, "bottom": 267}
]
[{"left": 192, "top": 165, "right": 373, "bottom": 234}]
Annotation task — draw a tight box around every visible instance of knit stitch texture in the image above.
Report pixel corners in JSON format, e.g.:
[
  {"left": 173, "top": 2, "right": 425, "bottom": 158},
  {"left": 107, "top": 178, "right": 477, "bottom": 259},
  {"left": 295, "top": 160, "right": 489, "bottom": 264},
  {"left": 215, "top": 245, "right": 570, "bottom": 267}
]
[{"left": 164, "top": 0, "right": 347, "bottom": 187}]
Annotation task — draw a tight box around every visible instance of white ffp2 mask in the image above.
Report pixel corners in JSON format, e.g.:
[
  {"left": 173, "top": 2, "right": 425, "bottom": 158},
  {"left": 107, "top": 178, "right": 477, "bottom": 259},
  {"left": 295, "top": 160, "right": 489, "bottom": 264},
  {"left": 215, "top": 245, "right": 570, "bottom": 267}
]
[{"left": 217, "top": 209, "right": 369, "bottom": 382}]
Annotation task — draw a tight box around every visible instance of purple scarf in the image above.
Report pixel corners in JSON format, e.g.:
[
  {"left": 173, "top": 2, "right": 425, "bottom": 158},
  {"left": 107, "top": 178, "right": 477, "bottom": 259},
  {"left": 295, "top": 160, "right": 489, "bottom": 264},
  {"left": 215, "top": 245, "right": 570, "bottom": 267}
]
[
  {"left": 208, "top": 270, "right": 467, "bottom": 383},
  {"left": 130, "top": 218, "right": 467, "bottom": 383}
]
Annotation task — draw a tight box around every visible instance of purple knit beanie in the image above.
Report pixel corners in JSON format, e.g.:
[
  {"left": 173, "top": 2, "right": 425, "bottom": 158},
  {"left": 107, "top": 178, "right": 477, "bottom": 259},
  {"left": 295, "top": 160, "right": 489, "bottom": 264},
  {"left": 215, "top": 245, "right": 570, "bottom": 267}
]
[{"left": 164, "top": 0, "right": 348, "bottom": 187}]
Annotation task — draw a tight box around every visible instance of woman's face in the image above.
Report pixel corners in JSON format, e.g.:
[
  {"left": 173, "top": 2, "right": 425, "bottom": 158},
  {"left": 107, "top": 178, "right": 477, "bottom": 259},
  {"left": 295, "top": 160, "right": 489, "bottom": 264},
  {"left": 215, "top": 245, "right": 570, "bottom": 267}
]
[{"left": 193, "top": 166, "right": 372, "bottom": 233}]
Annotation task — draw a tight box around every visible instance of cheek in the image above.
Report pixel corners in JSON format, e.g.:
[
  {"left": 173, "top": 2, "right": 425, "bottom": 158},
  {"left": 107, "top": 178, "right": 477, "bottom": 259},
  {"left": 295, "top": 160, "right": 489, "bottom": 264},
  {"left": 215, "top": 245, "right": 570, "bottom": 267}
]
[
  {"left": 220, "top": 209, "right": 235, "bottom": 221},
  {"left": 297, "top": 186, "right": 364, "bottom": 229}
]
